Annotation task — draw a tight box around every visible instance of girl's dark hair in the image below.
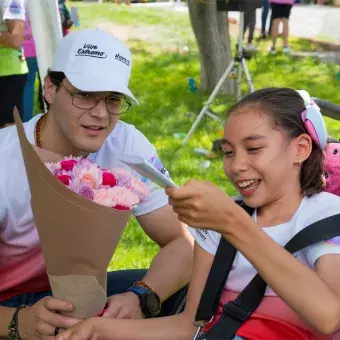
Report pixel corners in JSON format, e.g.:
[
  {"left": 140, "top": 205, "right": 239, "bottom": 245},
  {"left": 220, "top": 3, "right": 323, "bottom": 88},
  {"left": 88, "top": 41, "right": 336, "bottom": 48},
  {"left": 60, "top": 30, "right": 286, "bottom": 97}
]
[
  {"left": 228, "top": 87, "right": 324, "bottom": 197},
  {"left": 44, "top": 70, "right": 66, "bottom": 109}
]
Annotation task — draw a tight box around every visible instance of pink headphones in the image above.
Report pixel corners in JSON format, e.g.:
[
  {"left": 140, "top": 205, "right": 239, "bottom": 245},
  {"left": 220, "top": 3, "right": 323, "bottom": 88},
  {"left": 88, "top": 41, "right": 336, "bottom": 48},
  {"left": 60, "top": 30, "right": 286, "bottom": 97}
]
[{"left": 297, "top": 90, "right": 327, "bottom": 150}]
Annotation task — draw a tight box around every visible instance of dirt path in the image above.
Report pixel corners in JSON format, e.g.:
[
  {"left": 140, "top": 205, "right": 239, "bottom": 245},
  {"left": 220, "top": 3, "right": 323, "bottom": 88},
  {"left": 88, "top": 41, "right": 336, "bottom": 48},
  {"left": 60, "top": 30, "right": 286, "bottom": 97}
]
[{"left": 96, "top": 22, "right": 164, "bottom": 44}]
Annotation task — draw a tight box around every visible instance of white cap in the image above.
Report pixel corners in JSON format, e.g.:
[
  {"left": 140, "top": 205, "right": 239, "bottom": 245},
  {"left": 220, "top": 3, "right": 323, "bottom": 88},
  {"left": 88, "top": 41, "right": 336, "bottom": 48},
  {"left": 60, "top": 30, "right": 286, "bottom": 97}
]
[{"left": 50, "top": 29, "right": 138, "bottom": 104}]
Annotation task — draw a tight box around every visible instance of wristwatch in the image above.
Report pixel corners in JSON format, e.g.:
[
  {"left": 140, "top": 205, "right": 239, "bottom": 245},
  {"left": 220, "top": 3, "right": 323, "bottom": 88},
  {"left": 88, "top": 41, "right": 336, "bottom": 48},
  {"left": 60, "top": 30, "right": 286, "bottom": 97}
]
[{"left": 127, "top": 283, "right": 161, "bottom": 318}]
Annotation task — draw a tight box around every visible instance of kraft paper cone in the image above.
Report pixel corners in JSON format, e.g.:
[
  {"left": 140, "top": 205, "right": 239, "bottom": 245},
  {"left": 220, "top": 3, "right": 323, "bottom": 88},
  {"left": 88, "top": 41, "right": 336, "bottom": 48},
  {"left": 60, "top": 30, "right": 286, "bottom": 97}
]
[{"left": 14, "top": 109, "right": 131, "bottom": 318}]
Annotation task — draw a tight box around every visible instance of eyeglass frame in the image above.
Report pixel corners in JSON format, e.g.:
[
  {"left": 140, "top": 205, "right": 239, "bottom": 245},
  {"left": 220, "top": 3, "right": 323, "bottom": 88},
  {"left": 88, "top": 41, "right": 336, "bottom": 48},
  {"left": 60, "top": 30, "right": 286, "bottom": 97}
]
[{"left": 52, "top": 78, "right": 132, "bottom": 115}]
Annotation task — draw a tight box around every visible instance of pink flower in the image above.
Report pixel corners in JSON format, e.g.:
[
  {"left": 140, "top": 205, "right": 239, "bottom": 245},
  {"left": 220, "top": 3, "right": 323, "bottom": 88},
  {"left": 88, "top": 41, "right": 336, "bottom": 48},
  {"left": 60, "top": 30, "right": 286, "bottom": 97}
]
[
  {"left": 60, "top": 160, "right": 78, "bottom": 171},
  {"left": 77, "top": 158, "right": 93, "bottom": 169},
  {"left": 57, "top": 175, "right": 72, "bottom": 186},
  {"left": 110, "top": 187, "right": 139, "bottom": 209},
  {"left": 102, "top": 172, "right": 116, "bottom": 188},
  {"left": 78, "top": 166, "right": 102, "bottom": 189},
  {"left": 110, "top": 168, "right": 133, "bottom": 187},
  {"left": 93, "top": 189, "right": 116, "bottom": 207},
  {"left": 78, "top": 185, "right": 94, "bottom": 200}
]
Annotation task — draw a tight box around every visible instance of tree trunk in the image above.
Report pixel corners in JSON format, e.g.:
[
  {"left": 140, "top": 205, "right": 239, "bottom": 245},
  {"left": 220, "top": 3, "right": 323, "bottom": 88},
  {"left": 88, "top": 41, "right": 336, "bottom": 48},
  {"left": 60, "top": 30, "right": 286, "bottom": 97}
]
[{"left": 188, "top": 0, "right": 235, "bottom": 95}]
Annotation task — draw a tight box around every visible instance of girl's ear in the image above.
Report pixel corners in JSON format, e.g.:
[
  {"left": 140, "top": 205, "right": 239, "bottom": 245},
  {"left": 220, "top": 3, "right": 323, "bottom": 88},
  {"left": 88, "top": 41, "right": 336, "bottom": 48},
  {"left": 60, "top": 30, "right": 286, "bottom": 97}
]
[{"left": 294, "top": 133, "right": 313, "bottom": 164}]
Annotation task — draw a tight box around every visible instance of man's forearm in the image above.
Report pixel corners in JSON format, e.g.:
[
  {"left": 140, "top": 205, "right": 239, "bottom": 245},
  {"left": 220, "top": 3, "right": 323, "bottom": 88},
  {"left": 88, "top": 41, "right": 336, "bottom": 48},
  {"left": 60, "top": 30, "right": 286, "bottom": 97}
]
[
  {"left": 0, "top": 32, "right": 23, "bottom": 50},
  {"left": 0, "top": 306, "right": 15, "bottom": 337},
  {"left": 142, "top": 235, "right": 194, "bottom": 301}
]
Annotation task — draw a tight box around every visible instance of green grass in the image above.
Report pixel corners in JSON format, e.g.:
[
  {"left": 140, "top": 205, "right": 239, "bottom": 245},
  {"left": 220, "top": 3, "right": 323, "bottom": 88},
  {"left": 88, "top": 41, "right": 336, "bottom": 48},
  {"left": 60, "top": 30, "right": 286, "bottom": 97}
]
[{"left": 59, "top": 2, "right": 340, "bottom": 270}]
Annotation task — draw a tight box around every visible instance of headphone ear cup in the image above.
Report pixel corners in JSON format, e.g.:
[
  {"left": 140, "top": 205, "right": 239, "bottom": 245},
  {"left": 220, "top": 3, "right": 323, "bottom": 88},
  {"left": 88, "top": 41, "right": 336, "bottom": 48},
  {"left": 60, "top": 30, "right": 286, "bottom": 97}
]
[
  {"left": 301, "top": 103, "right": 327, "bottom": 150},
  {"left": 301, "top": 110, "right": 320, "bottom": 147}
]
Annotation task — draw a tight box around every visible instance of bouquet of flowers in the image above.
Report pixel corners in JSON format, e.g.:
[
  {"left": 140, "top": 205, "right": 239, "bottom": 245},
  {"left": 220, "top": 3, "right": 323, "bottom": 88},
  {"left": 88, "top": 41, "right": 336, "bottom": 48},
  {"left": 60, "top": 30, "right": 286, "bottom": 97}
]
[
  {"left": 45, "top": 156, "right": 149, "bottom": 210},
  {"left": 14, "top": 110, "right": 148, "bottom": 318}
]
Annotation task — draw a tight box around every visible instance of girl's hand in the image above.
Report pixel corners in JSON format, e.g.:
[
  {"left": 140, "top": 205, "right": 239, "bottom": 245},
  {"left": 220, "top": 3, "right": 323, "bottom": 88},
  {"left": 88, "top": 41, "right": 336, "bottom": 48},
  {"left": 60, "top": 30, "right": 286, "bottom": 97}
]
[
  {"left": 56, "top": 317, "right": 100, "bottom": 340},
  {"left": 166, "top": 180, "right": 247, "bottom": 234}
]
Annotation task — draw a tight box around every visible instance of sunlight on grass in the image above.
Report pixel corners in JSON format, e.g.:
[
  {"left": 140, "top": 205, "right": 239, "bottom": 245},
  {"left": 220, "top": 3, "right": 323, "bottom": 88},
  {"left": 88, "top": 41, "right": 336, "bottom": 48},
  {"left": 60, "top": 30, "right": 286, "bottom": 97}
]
[{"left": 68, "top": 2, "right": 340, "bottom": 270}]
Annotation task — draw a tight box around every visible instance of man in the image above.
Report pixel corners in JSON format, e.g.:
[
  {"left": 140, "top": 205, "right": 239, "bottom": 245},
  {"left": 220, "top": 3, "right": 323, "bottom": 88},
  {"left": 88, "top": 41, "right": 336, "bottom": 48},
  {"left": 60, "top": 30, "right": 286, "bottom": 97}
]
[{"left": 0, "top": 28, "right": 193, "bottom": 339}]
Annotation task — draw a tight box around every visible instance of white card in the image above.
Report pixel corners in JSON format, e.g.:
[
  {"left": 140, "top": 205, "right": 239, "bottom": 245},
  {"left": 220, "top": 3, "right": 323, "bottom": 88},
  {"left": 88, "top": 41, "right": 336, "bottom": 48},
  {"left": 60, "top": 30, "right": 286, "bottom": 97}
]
[{"left": 118, "top": 155, "right": 177, "bottom": 188}]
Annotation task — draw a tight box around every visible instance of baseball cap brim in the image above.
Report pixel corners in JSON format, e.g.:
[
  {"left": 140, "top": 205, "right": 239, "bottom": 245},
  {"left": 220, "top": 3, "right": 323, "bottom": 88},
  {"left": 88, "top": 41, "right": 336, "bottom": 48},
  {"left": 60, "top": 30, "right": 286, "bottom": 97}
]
[{"left": 65, "top": 72, "right": 139, "bottom": 105}]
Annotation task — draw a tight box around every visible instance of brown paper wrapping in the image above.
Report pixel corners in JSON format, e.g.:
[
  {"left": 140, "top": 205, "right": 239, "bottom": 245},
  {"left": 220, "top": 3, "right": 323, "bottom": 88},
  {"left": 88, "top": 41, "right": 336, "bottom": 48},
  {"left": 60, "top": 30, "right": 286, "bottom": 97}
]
[{"left": 14, "top": 109, "right": 131, "bottom": 318}]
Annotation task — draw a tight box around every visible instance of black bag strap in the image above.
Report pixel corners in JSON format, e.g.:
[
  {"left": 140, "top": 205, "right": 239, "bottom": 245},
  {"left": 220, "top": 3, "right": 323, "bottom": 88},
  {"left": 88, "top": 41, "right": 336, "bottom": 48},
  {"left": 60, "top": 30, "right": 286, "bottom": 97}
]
[
  {"left": 194, "top": 203, "right": 254, "bottom": 323},
  {"left": 195, "top": 209, "right": 340, "bottom": 340}
]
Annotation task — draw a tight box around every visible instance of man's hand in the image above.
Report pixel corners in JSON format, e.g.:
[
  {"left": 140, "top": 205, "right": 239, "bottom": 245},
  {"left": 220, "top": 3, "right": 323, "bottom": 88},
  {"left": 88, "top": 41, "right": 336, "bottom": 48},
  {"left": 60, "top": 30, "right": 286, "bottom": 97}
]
[
  {"left": 18, "top": 296, "right": 81, "bottom": 339},
  {"left": 102, "top": 292, "right": 144, "bottom": 319}
]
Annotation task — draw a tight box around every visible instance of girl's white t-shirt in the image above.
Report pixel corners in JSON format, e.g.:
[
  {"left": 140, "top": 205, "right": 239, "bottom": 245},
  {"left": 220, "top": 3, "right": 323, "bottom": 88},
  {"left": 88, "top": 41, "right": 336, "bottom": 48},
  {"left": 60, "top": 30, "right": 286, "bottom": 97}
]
[{"left": 189, "top": 192, "right": 340, "bottom": 296}]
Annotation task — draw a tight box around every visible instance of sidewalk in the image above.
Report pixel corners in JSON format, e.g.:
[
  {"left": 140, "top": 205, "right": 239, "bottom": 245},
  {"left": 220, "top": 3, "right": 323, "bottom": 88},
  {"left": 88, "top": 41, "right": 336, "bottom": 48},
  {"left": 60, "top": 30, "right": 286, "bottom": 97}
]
[{"left": 133, "top": 2, "right": 340, "bottom": 43}]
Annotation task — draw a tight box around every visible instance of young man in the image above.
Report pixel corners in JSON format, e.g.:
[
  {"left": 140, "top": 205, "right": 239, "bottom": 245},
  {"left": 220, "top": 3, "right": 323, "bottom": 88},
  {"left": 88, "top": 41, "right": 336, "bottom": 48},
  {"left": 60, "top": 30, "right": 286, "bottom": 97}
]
[{"left": 0, "top": 29, "right": 193, "bottom": 339}]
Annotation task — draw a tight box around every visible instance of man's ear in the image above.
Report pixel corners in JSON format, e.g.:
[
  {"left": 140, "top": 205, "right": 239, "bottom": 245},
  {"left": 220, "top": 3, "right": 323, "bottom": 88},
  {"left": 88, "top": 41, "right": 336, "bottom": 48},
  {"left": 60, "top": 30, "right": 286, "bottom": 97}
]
[
  {"left": 44, "top": 75, "right": 57, "bottom": 106},
  {"left": 294, "top": 133, "right": 313, "bottom": 164}
]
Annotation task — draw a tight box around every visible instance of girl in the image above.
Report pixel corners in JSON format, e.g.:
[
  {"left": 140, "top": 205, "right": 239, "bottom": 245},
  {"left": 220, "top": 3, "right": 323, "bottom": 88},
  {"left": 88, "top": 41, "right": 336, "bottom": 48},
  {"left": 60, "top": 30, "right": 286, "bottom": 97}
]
[{"left": 57, "top": 88, "right": 340, "bottom": 340}]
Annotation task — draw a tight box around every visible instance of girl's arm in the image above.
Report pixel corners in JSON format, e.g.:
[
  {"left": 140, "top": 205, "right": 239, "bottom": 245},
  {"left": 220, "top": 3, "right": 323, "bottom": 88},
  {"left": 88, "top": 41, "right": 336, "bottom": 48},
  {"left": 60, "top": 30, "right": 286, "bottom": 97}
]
[
  {"left": 57, "top": 243, "right": 214, "bottom": 340},
  {"left": 226, "top": 217, "right": 340, "bottom": 335}
]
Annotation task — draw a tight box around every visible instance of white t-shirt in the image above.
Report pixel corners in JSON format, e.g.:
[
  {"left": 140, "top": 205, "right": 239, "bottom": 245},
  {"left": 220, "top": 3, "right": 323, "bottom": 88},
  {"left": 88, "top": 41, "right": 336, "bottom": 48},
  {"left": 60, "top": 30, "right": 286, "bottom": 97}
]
[
  {"left": 0, "top": 0, "right": 25, "bottom": 31},
  {"left": 0, "top": 114, "right": 170, "bottom": 298},
  {"left": 189, "top": 192, "right": 340, "bottom": 296}
]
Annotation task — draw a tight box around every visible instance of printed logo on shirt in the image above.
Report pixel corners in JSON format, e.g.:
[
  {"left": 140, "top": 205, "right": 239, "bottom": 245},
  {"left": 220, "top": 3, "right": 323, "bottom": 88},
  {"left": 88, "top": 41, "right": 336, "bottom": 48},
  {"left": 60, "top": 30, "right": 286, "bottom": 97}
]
[
  {"left": 141, "top": 156, "right": 170, "bottom": 183},
  {"left": 8, "top": 0, "right": 22, "bottom": 14},
  {"left": 324, "top": 236, "right": 340, "bottom": 246},
  {"left": 196, "top": 228, "right": 209, "bottom": 242},
  {"left": 75, "top": 44, "right": 107, "bottom": 59}
]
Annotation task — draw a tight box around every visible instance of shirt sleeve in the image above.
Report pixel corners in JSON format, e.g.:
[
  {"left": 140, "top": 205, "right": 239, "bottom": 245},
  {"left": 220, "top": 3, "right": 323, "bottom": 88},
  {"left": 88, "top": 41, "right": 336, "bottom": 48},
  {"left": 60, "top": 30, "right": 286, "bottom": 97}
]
[
  {"left": 188, "top": 227, "right": 221, "bottom": 256},
  {"left": 304, "top": 233, "right": 340, "bottom": 268},
  {"left": 128, "top": 128, "right": 170, "bottom": 217},
  {"left": 2, "top": 0, "right": 25, "bottom": 21},
  {"left": 302, "top": 206, "right": 340, "bottom": 267}
]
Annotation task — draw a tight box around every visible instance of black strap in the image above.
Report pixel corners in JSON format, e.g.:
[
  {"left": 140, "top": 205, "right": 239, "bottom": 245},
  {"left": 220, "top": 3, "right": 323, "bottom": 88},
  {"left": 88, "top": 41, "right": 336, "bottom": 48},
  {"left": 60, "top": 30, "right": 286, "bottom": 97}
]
[
  {"left": 194, "top": 203, "right": 254, "bottom": 323},
  {"left": 196, "top": 211, "right": 340, "bottom": 340}
]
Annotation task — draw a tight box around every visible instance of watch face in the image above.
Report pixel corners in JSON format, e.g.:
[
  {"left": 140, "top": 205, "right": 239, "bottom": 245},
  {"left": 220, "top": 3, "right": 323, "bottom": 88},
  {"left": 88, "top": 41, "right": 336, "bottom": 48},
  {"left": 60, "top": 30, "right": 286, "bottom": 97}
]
[{"left": 144, "top": 292, "right": 161, "bottom": 314}]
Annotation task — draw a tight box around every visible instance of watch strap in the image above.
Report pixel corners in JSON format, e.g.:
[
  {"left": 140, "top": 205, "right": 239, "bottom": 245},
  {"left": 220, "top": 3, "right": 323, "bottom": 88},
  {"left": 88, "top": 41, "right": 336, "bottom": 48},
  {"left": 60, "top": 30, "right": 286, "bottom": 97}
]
[{"left": 127, "top": 285, "right": 149, "bottom": 296}]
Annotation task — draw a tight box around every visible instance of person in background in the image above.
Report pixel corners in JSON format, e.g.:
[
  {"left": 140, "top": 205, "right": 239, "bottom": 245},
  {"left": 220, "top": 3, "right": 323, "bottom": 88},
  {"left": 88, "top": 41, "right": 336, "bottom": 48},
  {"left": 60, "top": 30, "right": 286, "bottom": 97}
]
[
  {"left": 22, "top": 4, "right": 39, "bottom": 122},
  {"left": 269, "top": 0, "right": 294, "bottom": 55},
  {"left": 0, "top": 0, "right": 28, "bottom": 127},
  {"left": 261, "top": 0, "right": 273, "bottom": 39},
  {"left": 58, "top": 0, "right": 73, "bottom": 36},
  {"left": 243, "top": 4, "right": 257, "bottom": 51}
]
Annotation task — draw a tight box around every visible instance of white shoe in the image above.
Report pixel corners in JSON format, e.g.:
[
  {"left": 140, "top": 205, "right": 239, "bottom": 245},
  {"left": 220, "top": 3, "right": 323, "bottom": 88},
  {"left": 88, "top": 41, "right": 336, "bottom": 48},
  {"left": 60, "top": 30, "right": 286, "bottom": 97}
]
[
  {"left": 244, "top": 43, "right": 258, "bottom": 52},
  {"left": 283, "top": 46, "right": 292, "bottom": 54},
  {"left": 268, "top": 46, "right": 277, "bottom": 55}
]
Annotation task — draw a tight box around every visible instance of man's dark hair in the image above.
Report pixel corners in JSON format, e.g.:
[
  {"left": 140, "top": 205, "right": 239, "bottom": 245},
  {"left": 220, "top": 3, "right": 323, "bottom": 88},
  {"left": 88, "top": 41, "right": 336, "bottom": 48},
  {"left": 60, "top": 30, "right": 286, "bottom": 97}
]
[{"left": 43, "top": 70, "right": 66, "bottom": 110}]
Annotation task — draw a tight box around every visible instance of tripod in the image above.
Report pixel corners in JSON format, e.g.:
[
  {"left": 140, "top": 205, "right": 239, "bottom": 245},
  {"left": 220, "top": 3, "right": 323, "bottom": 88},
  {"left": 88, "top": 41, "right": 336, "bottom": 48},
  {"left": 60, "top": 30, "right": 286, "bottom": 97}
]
[{"left": 182, "top": 11, "right": 255, "bottom": 146}]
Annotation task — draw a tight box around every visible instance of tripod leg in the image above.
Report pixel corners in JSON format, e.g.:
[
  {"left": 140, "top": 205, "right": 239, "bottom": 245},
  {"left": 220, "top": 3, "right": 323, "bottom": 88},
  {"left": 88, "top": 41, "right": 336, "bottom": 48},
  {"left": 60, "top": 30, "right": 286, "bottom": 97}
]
[
  {"left": 236, "top": 12, "right": 245, "bottom": 101},
  {"left": 241, "top": 58, "right": 255, "bottom": 93},
  {"left": 236, "top": 60, "right": 243, "bottom": 101},
  {"left": 182, "top": 60, "right": 235, "bottom": 146}
]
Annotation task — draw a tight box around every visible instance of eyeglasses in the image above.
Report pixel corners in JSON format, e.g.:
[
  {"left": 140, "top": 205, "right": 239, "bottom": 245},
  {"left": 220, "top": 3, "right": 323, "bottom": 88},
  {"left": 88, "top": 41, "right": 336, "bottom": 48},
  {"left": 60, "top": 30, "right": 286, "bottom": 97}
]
[{"left": 55, "top": 80, "right": 131, "bottom": 115}]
